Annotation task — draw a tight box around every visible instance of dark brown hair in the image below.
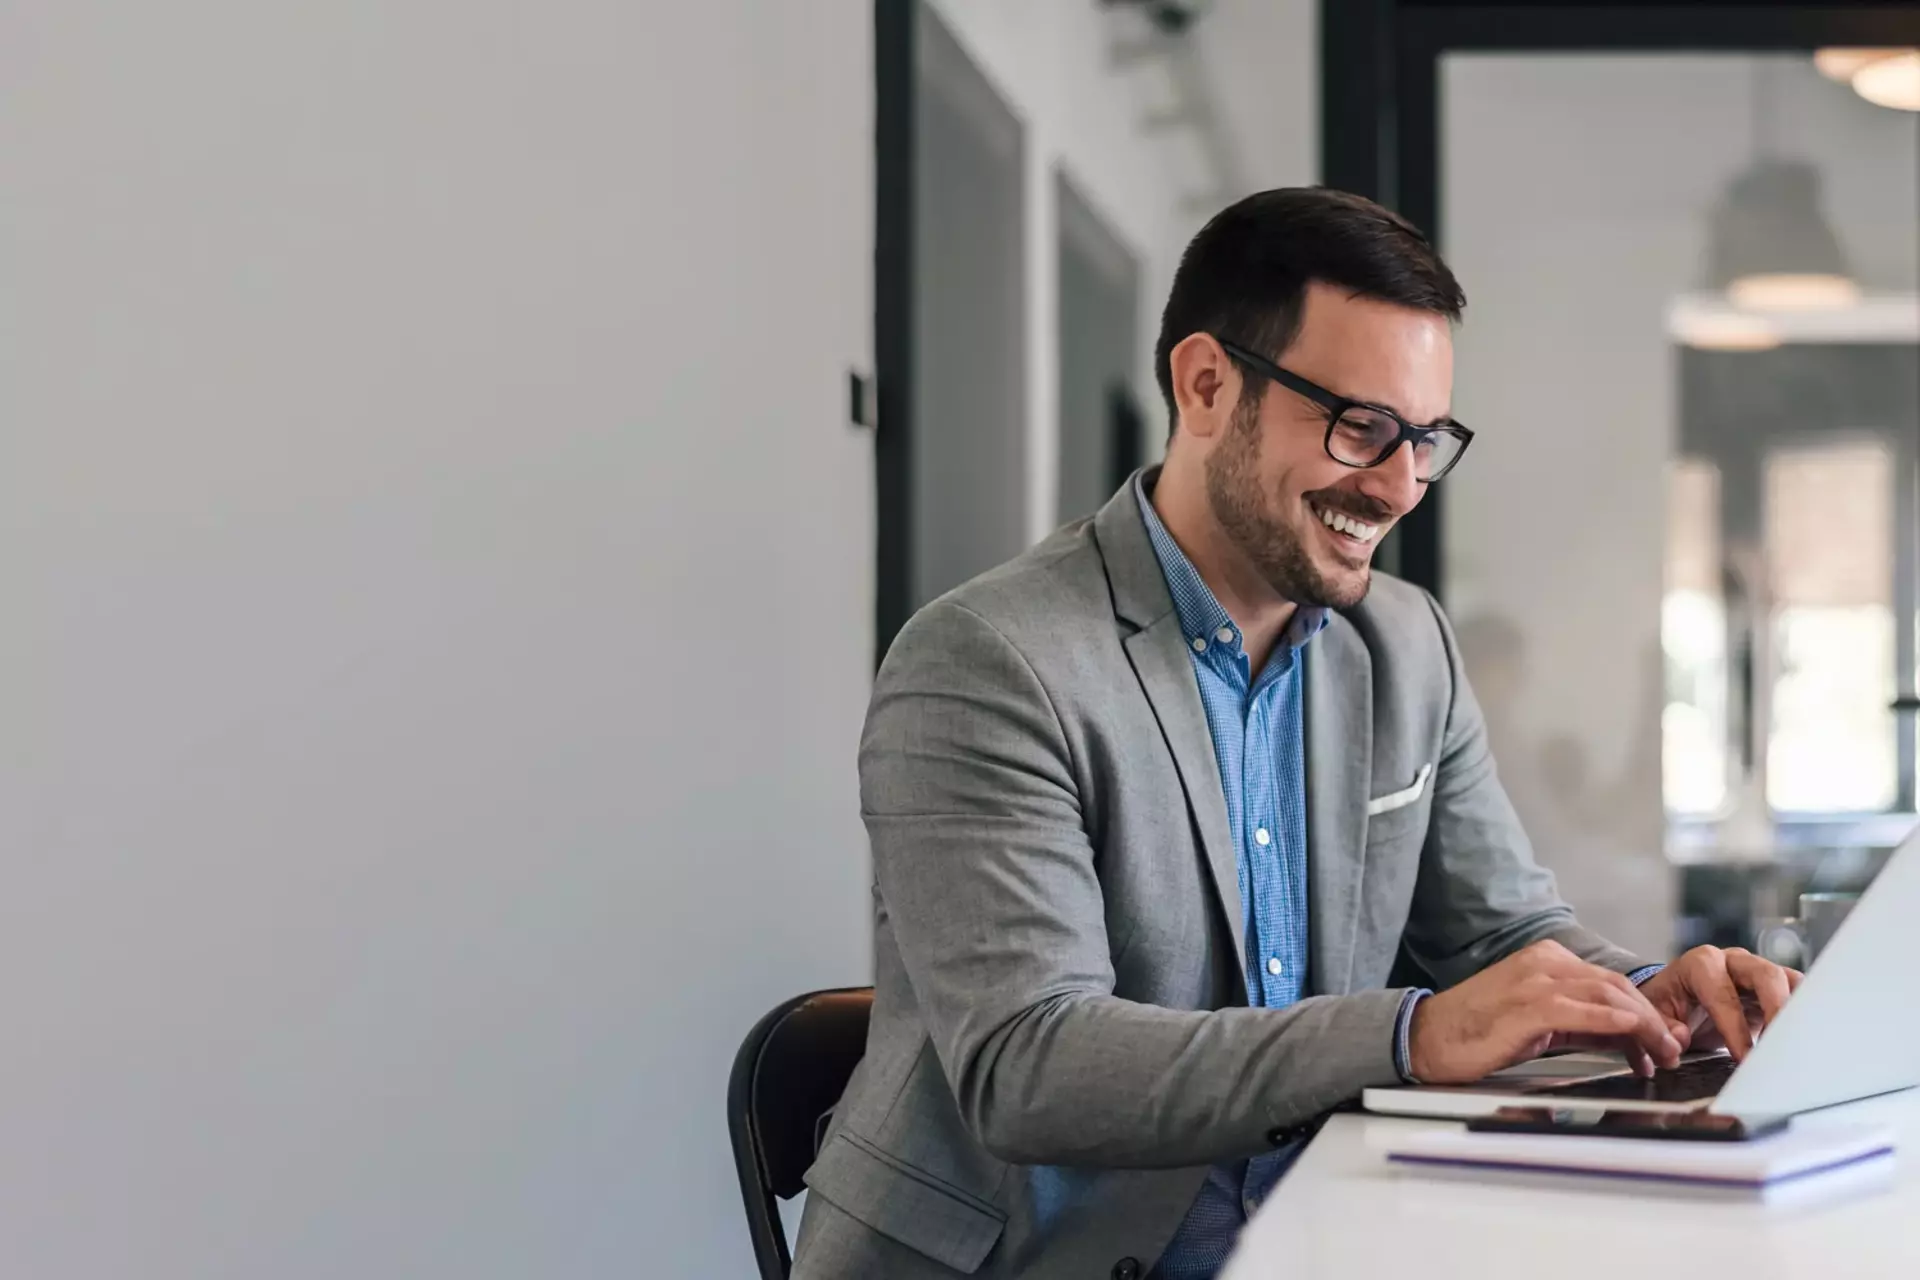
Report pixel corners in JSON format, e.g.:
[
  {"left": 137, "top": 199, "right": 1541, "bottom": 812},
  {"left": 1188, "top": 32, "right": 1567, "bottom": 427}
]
[{"left": 1153, "top": 187, "right": 1465, "bottom": 427}]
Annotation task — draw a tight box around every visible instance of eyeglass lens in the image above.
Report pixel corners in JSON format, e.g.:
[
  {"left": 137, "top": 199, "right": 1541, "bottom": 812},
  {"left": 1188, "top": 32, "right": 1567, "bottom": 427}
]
[{"left": 1328, "top": 406, "right": 1465, "bottom": 480}]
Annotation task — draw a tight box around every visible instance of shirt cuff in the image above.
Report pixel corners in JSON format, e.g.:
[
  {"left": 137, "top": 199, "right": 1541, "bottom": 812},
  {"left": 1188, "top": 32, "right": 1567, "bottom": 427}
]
[
  {"left": 1626, "top": 964, "right": 1665, "bottom": 987},
  {"left": 1391, "top": 987, "right": 1432, "bottom": 1084}
]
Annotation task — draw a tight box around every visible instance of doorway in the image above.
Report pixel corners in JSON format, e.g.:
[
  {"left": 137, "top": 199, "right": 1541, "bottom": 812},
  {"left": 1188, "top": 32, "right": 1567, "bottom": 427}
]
[
  {"left": 874, "top": 0, "right": 1028, "bottom": 658},
  {"left": 1055, "top": 171, "right": 1145, "bottom": 525}
]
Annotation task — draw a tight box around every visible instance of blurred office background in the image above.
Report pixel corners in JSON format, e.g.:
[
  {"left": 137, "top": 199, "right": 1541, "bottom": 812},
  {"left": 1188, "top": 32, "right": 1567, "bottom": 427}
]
[
  {"left": 1441, "top": 49, "right": 1918, "bottom": 964},
  {"left": 3, "top": 2, "right": 1917, "bottom": 1276}
]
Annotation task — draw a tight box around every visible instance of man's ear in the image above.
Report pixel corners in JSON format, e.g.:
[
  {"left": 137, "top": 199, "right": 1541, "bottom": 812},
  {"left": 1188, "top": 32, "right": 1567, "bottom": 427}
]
[{"left": 1167, "top": 332, "right": 1236, "bottom": 440}]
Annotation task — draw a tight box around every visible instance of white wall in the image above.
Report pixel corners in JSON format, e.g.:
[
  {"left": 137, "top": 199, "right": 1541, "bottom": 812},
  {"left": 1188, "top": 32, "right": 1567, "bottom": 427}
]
[
  {"left": 1197, "top": 0, "right": 1320, "bottom": 204},
  {"left": 925, "top": 0, "right": 1316, "bottom": 539},
  {"left": 0, "top": 3, "right": 873, "bottom": 1276}
]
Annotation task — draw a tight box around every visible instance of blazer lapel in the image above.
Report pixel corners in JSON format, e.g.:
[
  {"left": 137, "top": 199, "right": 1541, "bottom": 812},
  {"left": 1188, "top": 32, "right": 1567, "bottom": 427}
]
[
  {"left": 1124, "top": 618, "right": 1245, "bottom": 966},
  {"left": 1095, "top": 473, "right": 1246, "bottom": 969},
  {"left": 1305, "top": 617, "right": 1373, "bottom": 997}
]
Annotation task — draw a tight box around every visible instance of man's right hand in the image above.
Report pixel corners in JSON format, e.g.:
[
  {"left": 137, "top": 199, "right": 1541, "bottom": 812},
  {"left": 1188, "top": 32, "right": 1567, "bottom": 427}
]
[{"left": 1407, "top": 939, "right": 1686, "bottom": 1084}]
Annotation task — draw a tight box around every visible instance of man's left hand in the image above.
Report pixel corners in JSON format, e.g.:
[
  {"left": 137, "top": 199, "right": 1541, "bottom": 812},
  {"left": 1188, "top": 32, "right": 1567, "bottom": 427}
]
[{"left": 1637, "top": 946, "right": 1803, "bottom": 1061}]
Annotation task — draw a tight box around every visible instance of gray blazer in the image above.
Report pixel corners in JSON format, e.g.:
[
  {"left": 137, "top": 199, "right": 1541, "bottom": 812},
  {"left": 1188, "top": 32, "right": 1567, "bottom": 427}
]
[{"left": 793, "top": 475, "right": 1642, "bottom": 1278}]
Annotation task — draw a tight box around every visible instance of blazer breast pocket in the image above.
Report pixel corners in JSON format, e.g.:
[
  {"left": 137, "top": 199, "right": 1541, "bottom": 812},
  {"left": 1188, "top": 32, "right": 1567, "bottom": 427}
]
[{"left": 1365, "top": 762, "right": 1433, "bottom": 842}]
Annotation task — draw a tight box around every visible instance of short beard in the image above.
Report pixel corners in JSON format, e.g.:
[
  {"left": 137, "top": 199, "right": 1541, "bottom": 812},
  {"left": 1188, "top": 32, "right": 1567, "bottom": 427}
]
[{"left": 1203, "top": 392, "right": 1372, "bottom": 610}]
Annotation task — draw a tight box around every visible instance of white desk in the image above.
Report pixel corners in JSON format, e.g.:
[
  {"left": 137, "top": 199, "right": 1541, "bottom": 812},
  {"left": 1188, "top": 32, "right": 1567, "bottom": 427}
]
[{"left": 1223, "top": 1092, "right": 1920, "bottom": 1279}]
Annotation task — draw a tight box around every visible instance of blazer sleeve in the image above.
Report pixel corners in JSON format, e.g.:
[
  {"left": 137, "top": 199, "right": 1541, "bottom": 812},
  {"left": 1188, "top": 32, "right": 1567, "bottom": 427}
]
[
  {"left": 861, "top": 598, "right": 1413, "bottom": 1169},
  {"left": 1397, "top": 591, "right": 1649, "bottom": 991}
]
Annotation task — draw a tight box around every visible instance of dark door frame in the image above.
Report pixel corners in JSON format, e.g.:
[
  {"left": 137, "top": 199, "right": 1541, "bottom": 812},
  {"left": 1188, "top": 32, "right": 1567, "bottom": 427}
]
[
  {"left": 875, "top": 0, "right": 915, "bottom": 666},
  {"left": 1320, "top": 0, "right": 1920, "bottom": 601}
]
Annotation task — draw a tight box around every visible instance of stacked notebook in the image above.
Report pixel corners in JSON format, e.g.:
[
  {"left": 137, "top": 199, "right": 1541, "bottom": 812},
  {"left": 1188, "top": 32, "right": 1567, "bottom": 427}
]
[{"left": 1383, "top": 1121, "right": 1897, "bottom": 1205}]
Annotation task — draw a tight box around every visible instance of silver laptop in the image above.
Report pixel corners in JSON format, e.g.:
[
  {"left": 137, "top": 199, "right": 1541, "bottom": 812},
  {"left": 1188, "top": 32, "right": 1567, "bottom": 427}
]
[{"left": 1364, "top": 820, "right": 1920, "bottom": 1120}]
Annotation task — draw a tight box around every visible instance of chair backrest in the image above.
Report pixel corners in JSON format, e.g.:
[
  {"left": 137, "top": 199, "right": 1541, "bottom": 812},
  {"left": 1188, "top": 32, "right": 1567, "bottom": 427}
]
[{"left": 727, "top": 987, "right": 874, "bottom": 1280}]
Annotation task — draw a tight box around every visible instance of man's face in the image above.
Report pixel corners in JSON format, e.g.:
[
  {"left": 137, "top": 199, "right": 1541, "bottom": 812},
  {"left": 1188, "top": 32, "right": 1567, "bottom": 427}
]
[{"left": 1205, "top": 281, "right": 1454, "bottom": 608}]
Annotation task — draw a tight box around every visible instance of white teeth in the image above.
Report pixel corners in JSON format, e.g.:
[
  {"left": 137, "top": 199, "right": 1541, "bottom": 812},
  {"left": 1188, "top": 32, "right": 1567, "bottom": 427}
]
[{"left": 1316, "top": 504, "right": 1379, "bottom": 544}]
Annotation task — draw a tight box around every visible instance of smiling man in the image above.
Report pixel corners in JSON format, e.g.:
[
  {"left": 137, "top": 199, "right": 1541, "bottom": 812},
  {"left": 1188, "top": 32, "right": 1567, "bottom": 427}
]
[{"left": 792, "top": 188, "right": 1797, "bottom": 1280}]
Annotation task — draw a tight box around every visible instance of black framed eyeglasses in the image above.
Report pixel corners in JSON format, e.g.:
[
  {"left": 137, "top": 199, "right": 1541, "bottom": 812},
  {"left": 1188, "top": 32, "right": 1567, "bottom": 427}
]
[{"left": 1216, "top": 337, "right": 1474, "bottom": 483}]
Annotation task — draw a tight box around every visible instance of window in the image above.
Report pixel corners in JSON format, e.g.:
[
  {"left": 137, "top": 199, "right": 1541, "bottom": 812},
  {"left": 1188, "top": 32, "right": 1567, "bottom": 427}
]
[
  {"left": 1664, "top": 439, "right": 1917, "bottom": 821},
  {"left": 1763, "top": 443, "right": 1897, "bottom": 813},
  {"left": 1663, "top": 460, "right": 1728, "bottom": 816}
]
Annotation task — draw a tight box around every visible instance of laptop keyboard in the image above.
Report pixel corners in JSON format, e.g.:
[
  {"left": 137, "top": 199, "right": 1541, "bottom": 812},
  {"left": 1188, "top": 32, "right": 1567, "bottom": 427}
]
[{"left": 1525, "top": 1054, "right": 1738, "bottom": 1104}]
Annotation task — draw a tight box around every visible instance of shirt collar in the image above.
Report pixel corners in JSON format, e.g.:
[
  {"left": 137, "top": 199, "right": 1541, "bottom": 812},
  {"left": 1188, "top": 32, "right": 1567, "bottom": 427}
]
[{"left": 1132, "top": 471, "right": 1329, "bottom": 657}]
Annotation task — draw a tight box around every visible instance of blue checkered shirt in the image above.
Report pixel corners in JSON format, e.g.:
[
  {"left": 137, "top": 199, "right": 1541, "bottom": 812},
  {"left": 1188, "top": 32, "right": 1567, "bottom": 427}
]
[{"left": 1133, "top": 476, "right": 1331, "bottom": 1279}]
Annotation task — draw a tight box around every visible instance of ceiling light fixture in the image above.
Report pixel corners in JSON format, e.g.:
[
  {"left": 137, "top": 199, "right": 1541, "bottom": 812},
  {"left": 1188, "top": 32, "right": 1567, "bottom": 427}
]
[
  {"left": 1727, "top": 273, "right": 1861, "bottom": 312},
  {"left": 1704, "top": 62, "right": 1857, "bottom": 314},
  {"left": 1709, "top": 159, "right": 1857, "bottom": 311},
  {"left": 1671, "top": 308, "right": 1783, "bottom": 352},
  {"left": 1851, "top": 50, "right": 1920, "bottom": 112},
  {"left": 1813, "top": 47, "right": 1920, "bottom": 111},
  {"left": 1813, "top": 48, "right": 1893, "bottom": 83}
]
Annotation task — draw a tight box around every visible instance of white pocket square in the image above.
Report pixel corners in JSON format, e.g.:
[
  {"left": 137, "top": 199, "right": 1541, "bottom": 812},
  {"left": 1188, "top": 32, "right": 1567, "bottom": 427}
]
[{"left": 1367, "top": 763, "right": 1433, "bottom": 817}]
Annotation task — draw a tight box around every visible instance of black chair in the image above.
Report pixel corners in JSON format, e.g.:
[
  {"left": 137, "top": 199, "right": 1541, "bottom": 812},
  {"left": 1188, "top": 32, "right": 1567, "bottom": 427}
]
[{"left": 728, "top": 987, "right": 874, "bottom": 1280}]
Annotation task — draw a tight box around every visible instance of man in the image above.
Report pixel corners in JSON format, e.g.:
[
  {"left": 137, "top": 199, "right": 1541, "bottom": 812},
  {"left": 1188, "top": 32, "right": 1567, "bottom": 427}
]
[{"left": 792, "top": 189, "right": 1797, "bottom": 1279}]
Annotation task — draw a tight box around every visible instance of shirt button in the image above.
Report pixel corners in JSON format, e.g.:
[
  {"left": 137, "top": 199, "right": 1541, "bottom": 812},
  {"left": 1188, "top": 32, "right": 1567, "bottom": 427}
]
[
  {"left": 1191, "top": 636, "right": 1208, "bottom": 653},
  {"left": 1215, "top": 625, "right": 1235, "bottom": 644},
  {"left": 1268, "top": 956, "right": 1285, "bottom": 977},
  {"left": 1254, "top": 827, "right": 1271, "bottom": 846}
]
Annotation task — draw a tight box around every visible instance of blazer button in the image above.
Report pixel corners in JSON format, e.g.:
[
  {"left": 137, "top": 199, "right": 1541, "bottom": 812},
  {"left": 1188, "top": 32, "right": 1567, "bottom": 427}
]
[{"left": 1111, "top": 1259, "right": 1141, "bottom": 1280}]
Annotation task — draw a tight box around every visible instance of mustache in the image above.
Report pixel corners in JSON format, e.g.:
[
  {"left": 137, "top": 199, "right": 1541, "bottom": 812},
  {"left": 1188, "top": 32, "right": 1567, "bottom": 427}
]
[{"left": 1304, "top": 489, "right": 1393, "bottom": 523}]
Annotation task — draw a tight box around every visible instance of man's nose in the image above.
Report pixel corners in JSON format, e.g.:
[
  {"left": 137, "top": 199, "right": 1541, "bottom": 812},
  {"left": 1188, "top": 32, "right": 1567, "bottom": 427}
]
[{"left": 1352, "top": 440, "right": 1423, "bottom": 515}]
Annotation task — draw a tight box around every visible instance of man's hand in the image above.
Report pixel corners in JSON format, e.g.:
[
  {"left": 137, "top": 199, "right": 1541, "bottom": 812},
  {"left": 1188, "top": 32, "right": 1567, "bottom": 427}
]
[
  {"left": 1408, "top": 939, "right": 1687, "bottom": 1084},
  {"left": 1637, "top": 945, "right": 1802, "bottom": 1062}
]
